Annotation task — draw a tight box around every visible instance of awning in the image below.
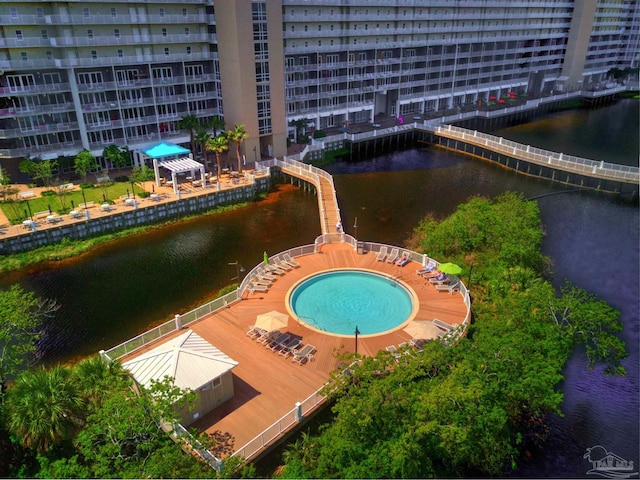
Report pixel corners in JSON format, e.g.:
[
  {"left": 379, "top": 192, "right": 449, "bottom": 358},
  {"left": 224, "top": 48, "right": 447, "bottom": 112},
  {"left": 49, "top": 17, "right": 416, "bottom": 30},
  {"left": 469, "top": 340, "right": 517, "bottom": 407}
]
[{"left": 159, "top": 156, "right": 204, "bottom": 174}]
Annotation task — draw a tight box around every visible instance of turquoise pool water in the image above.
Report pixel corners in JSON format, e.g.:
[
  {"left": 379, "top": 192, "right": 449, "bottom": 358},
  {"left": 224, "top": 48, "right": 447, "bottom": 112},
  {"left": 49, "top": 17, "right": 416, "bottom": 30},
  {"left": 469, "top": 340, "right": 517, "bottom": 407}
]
[{"left": 289, "top": 270, "right": 413, "bottom": 336}]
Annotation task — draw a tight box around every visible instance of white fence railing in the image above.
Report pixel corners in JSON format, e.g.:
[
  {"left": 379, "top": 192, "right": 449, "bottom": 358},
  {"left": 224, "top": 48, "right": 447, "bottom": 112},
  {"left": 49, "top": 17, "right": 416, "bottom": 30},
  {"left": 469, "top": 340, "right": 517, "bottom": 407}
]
[{"left": 436, "top": 124, "right": 639, "bottom": 184}]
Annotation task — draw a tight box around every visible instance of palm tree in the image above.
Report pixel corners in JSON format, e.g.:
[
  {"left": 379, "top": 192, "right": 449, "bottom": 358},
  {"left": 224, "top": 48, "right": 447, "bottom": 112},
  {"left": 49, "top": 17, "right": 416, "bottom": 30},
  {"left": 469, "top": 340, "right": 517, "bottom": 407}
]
[
  {"left": 194, "top": 129, "right": 212, "bottom": 172},
  {"left": 177, "top": 114, "right": 200, "bottom": 158},
  {"left": 74, "top": 355, "right": 129, "bottom": 407},
  {"left": 229, "top": 124, "right": 248, "bottom": 173},
  {"left": 5, "top": 365, "right": 84, "bottom": 452},
  {"left": 208, "top": 115, "right": 225, "bottom": 138},
  {"left": 206, "top": 134, "right": 229, "bottom": 183}
]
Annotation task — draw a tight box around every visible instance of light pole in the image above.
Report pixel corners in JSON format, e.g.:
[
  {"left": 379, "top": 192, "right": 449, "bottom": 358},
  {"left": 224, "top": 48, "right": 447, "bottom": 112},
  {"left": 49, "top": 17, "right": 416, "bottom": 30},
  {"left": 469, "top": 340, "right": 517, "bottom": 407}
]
[
  {"left": 353, "top": 216, "right": 358, "bottom": 240},
  {"left": 354, "top": 325, "right": 360, "bottom": 355},
  {"left": 228, "top": 260, "right": 245, "bottom": 284},
  {"left": 24, "top": 198, "right": 33, "bottom": 221}
]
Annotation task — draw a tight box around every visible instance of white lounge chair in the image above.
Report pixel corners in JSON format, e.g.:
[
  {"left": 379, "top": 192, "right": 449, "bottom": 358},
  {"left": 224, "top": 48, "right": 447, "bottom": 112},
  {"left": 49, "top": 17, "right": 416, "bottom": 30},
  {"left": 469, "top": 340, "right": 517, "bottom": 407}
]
[
  {"left": 265, "top": 264, "right": 286, "bottom": 275},
  {"left": 283, "top": 254, "right": 300, "bottom": 268},
  {"left": 376, "top": 246, "right": 388, "bottom": 261},
  {"left": 246, "top": 325, "right": 266, "bottom": 338},
  {"left": 258, "top": 329, "right": 281, "bottom": 345},
  {"left": 416, "top": 260, "right": 436, "bottom": 275},
  {"left": 257, "top": 270, "right": 277, "bottom": 281},
  {"left": 278, "top": 338, "right": 302, "bottom": 358},
  {"left": 386, "top": 248, "right": 399, "bottom": 264},
  {"left": 248, "top": 282, "right": 269, "bottom": 294},
  {"left": 274, "top": 258, "right": 292, "bottom": 271},
  {"left": 292, "top": 344, "right": 316, "bottom": 365},
  {"left": 267, "top": 333, "right": 291, "bottom": 351},
  {"left": 436, "top": 279, "right": 459, "bottom": 294},
  {"left": 252, "top": 277, "right": 272, "bottom": 287},
  {"left": 432, "top": 319, "right": 453, "bottom": 332}
]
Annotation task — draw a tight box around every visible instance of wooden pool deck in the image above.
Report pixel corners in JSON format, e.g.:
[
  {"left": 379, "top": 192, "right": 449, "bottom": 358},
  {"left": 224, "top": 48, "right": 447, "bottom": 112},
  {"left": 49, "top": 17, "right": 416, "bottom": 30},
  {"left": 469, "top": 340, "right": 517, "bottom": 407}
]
[{"left": 122, "top": 242, "right": 467, "bottom": 460}]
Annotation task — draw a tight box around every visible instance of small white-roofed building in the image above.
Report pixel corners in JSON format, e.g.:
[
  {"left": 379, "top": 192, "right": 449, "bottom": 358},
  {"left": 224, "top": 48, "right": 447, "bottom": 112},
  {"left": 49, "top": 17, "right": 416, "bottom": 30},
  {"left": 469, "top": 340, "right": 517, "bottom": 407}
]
[{"left": 122, "top": 329, "right": 238, "bottom": 426}]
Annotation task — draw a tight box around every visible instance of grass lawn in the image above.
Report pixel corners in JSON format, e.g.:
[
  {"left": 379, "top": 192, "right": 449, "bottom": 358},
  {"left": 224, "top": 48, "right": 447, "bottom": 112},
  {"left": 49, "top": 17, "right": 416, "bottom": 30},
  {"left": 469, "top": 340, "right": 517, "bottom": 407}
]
[{"left": 2, "top": 182, "right": 148, "bottom": 223}]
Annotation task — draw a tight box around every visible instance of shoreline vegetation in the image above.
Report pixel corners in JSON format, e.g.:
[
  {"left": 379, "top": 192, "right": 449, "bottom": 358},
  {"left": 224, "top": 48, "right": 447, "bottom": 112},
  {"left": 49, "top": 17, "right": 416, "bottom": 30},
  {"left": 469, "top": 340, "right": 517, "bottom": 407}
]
[{"left": 0, "top": 200, "right": 256, "bottom": 274}]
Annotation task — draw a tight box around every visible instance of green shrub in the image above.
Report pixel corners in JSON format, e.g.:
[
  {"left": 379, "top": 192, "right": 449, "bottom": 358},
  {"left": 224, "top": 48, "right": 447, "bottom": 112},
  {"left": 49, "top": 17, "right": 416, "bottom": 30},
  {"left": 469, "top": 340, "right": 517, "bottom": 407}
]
[
  {"left": 40, "top": 190, "right": 56, "bottom": 196},
  {"left": 313, "top": 130, "right": 327, "bottom": 139},
  {"left": 114, "top": 176, "right": 129, "bottom": 183},
  {"left": 137, "top": 191, "right": 151, "bottom": 198},
  {"left": 79, "top": 182, "right": 94, "bottom": 189}
]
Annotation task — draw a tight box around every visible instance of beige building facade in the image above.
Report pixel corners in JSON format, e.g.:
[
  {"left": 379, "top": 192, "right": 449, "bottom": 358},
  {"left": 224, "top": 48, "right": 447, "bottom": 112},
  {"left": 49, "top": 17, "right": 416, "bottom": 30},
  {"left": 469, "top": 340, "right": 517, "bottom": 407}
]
[{"left": 0, "top": 1, "right": 637, "bottom": 176}]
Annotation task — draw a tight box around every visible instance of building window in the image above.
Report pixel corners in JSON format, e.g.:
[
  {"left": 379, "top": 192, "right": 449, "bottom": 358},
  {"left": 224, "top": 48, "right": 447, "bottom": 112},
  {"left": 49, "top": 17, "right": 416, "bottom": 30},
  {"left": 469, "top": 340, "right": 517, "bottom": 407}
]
[
  {"left": 83, "top": 7, "right": 90, "bottom": 17},
  {"left": 164, "top": 47, "right": 170, "bottom": 55},
  {"left": 10, "top": 7, "right": 18, "bottom": 18},
  {"left": 87, "top": 29, "right": 93, "bottom": 39},
  {"left": 41, "top": 29, "right": 48, "bottom": 39},
  {"left": 111, "top": 7, "right": 117, "bottom": 17},
  {"left": 20, "top": 52, "right": 28, "bottom": 61},
  {"left": 117, "top": 49, "right": 123, "bottom": 58},
  {"left": 91, "top": 50, "right": 97, "bottom": 59},
  {"left": 16, "top": 30, "right": 23, "bottom": 40},
  {"left": 186, "top": 46, "right": 191, "bottom": 55},
  {"left": 182, "top": 8, "right": 187, "bottom": 17},
  {"left": 162, "top": 28, "right": 167, "bottom": 37},
  {"left": 36, "top": 8, "right": 44, "bottom": 18},
  {"left": 114, "top": 29, "right": 120, "bottom": 38},
  {"left": 46, "top": 51, "right": 53, "bottom": 60},
  {"left": 159, "top": 8, "right": 165, "bottom": 17},
  {"left": 184, "top": 27, "right": 190, "bottom": 36}
]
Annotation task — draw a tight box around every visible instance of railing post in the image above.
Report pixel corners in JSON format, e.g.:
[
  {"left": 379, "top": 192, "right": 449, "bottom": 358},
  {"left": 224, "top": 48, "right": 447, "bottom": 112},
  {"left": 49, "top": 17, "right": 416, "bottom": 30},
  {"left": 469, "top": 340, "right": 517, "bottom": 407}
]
[
  {"left": 175, "top": 313, "right": 182, "bottom": 330},
  {"left": 295, "top": 402, "right": 302, "bottom": 422}
]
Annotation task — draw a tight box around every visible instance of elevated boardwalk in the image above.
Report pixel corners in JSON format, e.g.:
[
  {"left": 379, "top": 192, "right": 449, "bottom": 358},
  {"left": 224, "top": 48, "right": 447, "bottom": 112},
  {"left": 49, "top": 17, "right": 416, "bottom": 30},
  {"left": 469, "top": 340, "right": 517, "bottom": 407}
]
[
  {"left": 434, "top": 124, "right": 639, "bottom": 187},
  {"left": 258, "top": 158, "right": 341, "bottom": 235}
]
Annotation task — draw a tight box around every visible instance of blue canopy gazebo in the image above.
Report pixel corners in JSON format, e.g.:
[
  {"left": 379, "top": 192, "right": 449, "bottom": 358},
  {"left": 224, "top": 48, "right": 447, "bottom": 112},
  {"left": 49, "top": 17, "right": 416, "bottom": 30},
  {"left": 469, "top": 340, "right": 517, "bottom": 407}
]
[{"left": 138, "top": 141, "right": 206, "bottom": 194}]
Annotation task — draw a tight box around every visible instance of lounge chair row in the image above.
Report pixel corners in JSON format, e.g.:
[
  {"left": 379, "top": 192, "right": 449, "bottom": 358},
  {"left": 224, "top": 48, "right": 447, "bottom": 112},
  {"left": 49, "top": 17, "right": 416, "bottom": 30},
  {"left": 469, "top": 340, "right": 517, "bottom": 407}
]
[
  {"left": 247, "top": 254, "right": 301, "bottom": 295},
  {"left": 245, "top": 325, "right": 316, "bottom": 364},
  {"left": 376, "top": 246, "right": 411, "bottom": 266}
]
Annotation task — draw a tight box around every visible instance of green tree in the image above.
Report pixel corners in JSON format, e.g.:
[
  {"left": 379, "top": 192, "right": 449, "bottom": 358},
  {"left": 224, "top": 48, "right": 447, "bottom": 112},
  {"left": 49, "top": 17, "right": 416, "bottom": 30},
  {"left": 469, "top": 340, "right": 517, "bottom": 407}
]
[
  {"left": 208, "top": 114, "right": 225, "bottom": 138},
  {"left": 0, "top": 169, "right": 22, "bottom": 221},
  {"left": 177, "top": 115, "right": 200, "bottom": 159},
  {"left": 129, "top": 165, "right": 155, "bottom": 194},
  {"left": 194, "top": 129, "right": 212, "bottom": 172},
  {"left": 228, "top": 124, "right": 248, "bottom": 173},
  {"left": 73, "top": 150, "right": 97, "bottom": 183},
  {"left": 4, "top": 365, "right": 84, "bottom": 453},
  {"left": 19, "top": 156, "right": 57, "bottom": 188},
  {"left": 0, "top": 285, "right": 58, "bottom": 395},
  {"left": 206, "top": 133, "right": 229, "bottom": 182},
  {"left": 102, "top": 145, "right": 130, "bottom": 171}
]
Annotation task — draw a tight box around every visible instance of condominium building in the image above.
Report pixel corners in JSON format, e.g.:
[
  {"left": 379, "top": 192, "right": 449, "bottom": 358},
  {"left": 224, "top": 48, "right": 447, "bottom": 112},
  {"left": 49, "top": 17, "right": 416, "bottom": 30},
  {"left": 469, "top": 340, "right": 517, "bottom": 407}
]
[{"left": 0, "top": 0, "right": 637, "bottom": 176}]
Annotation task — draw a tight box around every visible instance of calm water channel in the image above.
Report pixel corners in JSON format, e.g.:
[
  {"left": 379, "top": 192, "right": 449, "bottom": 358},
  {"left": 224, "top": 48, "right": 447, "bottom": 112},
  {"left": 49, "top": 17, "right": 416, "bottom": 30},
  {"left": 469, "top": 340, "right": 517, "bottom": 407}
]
[{"left": 1, "top": 99, "right": 638, "bottom": 477}]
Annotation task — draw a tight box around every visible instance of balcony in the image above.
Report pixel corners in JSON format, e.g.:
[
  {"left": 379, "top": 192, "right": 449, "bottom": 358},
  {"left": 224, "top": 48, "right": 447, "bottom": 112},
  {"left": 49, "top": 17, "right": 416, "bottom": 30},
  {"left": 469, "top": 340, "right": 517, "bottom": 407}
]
[
  {"left": 0, "top": 36, "right": 53, "bottom": 48},
  {"left": 50, "top": 33, "right": 210, "bottom": 47},
  {"left": 54, "top": 51, "right": 215, "bottom": 68},
  {"left": 45, "top": 13, "right": 208, "bottom": 25},
  {"left": 0, "top": 14, "right": 48, "bottom": 26}
]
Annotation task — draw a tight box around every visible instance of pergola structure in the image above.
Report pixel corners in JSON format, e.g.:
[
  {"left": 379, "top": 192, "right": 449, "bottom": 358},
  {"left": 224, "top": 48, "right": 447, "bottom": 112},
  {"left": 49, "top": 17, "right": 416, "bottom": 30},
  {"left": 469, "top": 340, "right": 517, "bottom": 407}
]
[{"left": 138, "top": 141, "right": 206, "bottom": 194}]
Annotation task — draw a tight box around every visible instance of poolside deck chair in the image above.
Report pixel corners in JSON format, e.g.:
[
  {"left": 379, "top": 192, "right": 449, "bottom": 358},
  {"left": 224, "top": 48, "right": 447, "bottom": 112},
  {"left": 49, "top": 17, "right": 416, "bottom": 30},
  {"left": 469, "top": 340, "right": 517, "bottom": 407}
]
[
  {"left": 376, "top": 246, "right": 388, "bottom": 261},
  {"left": 267, "top": 333, "right": 291, "bottom": 351},
  {"left": 246, "top": 325, "right": 266, "bottom": 339},
  {"left": 386, "top": 248, "right": 399, "bottom": 264},
  {"left": 248, "top": 282, "right": 269, "bottom": 294},
  {"left": 274, "top": 258, "right": 292, "bottom": 271},
  {"left": 436, "top": 279, "right": 459, "bottom": 294},
  {"left": 265, "top": 264, "right": 286, "bottom": 275},
  {"left": 258, "top": 329, "right": 281, "bottom": 345},
  {"left": 416, "top": 260, "right": 436, "bottom": 275},
  {"left": 395, "top": 251, "right": 411, "bottom": 266},
  {"left": 257, "top": 270, "right": 277, "bottom": 281},
  {"left": 283, "top": 253, "right": 300, "bottom": 268},
  {"left": 429, "top": 274, "right": 450, "bottom": 285},
  {"left": 278, "top": 338, "right": 302, "bottom": 358},
  {"left": 432, "top": 319, "right": 453, "bottom": 332},
  {"left": 252, "top": 277, "right": 272, "bottom": 287},
  {"left": 292, "top": 344, "right": 316, "bottom": 365}
]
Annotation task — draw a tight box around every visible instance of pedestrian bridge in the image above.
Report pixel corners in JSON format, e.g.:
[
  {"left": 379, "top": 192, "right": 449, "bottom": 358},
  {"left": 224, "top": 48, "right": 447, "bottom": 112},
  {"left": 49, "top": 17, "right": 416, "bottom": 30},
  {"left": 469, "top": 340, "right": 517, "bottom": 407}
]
[{"left": 434, "top": 124, "right": 639, "bottom": 187}]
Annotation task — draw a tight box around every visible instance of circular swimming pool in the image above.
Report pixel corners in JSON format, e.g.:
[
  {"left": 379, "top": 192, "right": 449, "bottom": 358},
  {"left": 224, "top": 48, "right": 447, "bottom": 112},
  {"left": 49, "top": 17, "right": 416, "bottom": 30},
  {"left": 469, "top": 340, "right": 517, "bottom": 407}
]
[{"left": 287, "top": 270, "right": 415, "bottom": 336}]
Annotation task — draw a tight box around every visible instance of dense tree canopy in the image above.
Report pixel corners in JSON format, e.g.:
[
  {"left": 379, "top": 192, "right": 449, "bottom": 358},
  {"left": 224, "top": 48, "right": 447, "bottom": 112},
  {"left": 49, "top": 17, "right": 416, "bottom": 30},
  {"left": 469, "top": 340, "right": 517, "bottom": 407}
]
[{"left": 277, "top": 192, "right": 627, "bottom": 479}]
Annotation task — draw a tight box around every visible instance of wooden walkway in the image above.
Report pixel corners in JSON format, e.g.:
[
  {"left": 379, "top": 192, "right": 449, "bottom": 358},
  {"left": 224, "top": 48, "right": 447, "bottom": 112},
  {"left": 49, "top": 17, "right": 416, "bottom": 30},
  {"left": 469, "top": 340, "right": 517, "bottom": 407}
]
[{"left": 121, "top": 243, "right": 467, "bottom": 459}]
